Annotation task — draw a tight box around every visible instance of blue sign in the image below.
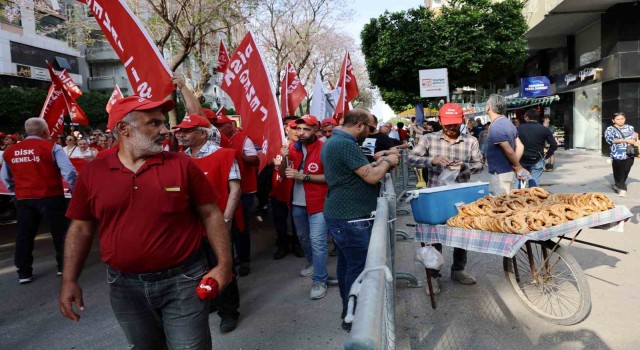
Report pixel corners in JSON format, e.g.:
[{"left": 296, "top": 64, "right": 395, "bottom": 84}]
[{"left": 521, "top": 76, "right": 551, "bottom": 98}]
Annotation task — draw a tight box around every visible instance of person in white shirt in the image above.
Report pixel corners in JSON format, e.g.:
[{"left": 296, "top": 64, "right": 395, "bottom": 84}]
[{"left": 70, "top": 139, "right": 97, "bottom": 160}]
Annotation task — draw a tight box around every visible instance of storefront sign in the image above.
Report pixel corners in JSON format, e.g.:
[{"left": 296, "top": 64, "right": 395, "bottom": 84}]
[
  {"left": 579, "top": 68, "right": 598, "bottom": 81},
  {"left": 555, "top": 66, "right": 602, "bottom": 93},
  {"left": 419, "top": 68, "right": 449, "bottom": 98},
  {"left": 521, "top": 76, "right": 551, "bottom": 98},
  {"left": 16, "top": 64, "right": 31, "bottom": 78}
]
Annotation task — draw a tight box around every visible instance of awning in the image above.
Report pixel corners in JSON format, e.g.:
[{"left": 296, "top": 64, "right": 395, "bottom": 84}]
[
  {"left": 471, "top": 95, "right": 560, "bottom": 112},
  {"left": 398, "top": 107, "right": 439, "bottom": 117}
]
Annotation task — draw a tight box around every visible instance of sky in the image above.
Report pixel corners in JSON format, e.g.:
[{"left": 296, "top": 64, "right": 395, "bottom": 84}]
[{"left": 345, "top": 0, "right": 425, "bottom": 121}]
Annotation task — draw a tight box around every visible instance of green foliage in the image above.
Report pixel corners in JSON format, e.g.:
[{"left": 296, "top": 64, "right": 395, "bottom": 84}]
[
  {"left": 0, "top": 88, "right": 48, "bottom": 131},
  {"left": 76, "top": 90, "right": 111, "bottom": 126},
  {"left": 361, "top": 0, "right": 528, "bottom": 112}
]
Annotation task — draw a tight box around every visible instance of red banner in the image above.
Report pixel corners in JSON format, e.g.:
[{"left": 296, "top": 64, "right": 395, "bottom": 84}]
[
  {"left": 216, "top": 106, "right": 227, "bottom": 119},
  {"left": 281, "top": 63, "right": 307, "bottom": 116},
  {"left": 39, "top": 85, "right": 66, "bottom": 138},
  {"left": 105, "top": 84, "right": 124, "bottom": 113},
  {"left": 80, "top": 0, "right": 174, "bottom": 100},
  {"left": 216, "top": 40, "right": 230, "bottom": 73},
  {"left": 57, "top": 69, "right": 83, "bottom": 100},
  {"left": 47, "top": 64, "right": 89, "bottom": 126},
  {"left": 221, "top": 32, "right": 285, "bottom": 172},
  {"left": 332, "top": 52, "right": 359, "bottom": 121}
]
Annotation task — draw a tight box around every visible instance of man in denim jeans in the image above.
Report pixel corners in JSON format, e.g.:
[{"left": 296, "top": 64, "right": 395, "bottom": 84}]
[
  {"left": 515, "top": 109, "right": 558, "bottom": 188},
  {"left": 321, "top": 109, "right": 399, "bottom": 331},
  {"left": 59, "top": 96, "right": 232, "bottom": 349},
  {"left": 281, "top": 115, "right": 330, "bottom": 299}
]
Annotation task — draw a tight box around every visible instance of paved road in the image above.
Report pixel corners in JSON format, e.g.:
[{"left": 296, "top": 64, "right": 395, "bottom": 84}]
[{"left": 1, "top": 149, "right": 639, "bottom": 349}]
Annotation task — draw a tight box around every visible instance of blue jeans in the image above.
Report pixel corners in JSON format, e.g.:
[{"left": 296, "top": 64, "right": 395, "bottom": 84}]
[
  {"left": 107, "top": 255, "right": 212, "bottom": 349},
  {"left": 514, "top": 158, "right": 545, "bottom": 188},
  {"left": 292, "top": 205, "right": 328, "bottom": 283},
  {"left": 325, "top": 216, "right": 372, "bottom": 318}
]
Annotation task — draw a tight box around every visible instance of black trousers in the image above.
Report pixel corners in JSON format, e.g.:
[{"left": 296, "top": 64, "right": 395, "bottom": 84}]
[
  {"left": 202, "top": 236, "right": 240, "bottom": 320},
  {"left": 256, "top": 167, "right": 273, "bottom": 211},
  {"left": 612, "top": 157, "right": 635, "bottom": 190},
  {"left": 271, "top": 198, "right": 299, "bottom": 248},
  {"left": 427, "top": 243, "right": 467, "bottom": 278},
  {"left": 15, "top": 196, "right": 68, "bottom": 278}
]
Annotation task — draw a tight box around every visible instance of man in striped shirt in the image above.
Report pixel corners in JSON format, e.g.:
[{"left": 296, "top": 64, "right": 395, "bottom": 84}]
[{"left": 407, "top": 103, "right": 483, "bottom": 294}]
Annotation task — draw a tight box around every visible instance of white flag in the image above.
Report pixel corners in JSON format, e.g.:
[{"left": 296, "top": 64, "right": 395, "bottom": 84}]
[{"left": 310, "top": 73, "right": 336, "bottom": 122}]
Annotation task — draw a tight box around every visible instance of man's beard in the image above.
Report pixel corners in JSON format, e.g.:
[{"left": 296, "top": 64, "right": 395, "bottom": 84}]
[{"left": 129, "top": 127, "right": 163, "bottom": 157}]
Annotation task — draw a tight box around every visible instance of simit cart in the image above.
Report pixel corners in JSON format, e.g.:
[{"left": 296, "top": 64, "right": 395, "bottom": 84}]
[{"left": 406, "top": 183, "right": 632, "bottom": 326}]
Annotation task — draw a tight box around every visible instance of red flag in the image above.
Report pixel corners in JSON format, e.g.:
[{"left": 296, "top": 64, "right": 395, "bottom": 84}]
[
  {"left": 221, "top": 32, "right": 285, "bottom": 172},
  {"left": 332, "top": 52, "right": 359, "bottom": 121},
  {"left": 216, "top": 40, "right": 230, "bottom": 73},
  {"left": 284, "top": 63, "right": 307, "bottom": 116},
  {"left": 56, "top": 69, "right": 83, "bottom": 100},
  {"left": 39, "top": 85, "right": 66, "bottom": 138},
  {"left": 47, "top": 63, "right": 89, "bottom": 126},
  {"left": 106, "top": 84, "right": 124, "bottom": 113},
  {"left": 82, "top": 0, "right": 173, "bottom": 100},
  {"left": 216, "top": 106, "right": 227, "bottom": 119}
]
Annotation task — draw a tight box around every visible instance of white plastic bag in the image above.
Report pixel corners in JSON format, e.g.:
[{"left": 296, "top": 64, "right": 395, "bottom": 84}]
[
  {"left": 437, "top": 167, "right": 460, "bottom": 186},
  {"left": 415, "top": 246, "right": 444, "bottom": 270}
]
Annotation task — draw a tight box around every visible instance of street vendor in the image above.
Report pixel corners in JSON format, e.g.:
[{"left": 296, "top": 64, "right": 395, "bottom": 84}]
[{"left": 407, "top": 103, "right": 484, "bottom": 294}]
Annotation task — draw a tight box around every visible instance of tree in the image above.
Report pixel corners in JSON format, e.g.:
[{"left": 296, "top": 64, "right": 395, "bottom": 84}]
[{"left": 361, "top": 0, "right": 528, "bottom": 112}]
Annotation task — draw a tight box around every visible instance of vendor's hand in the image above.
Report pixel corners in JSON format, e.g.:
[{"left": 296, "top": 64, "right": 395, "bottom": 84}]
[
  {"left": 204, "top": 265, "right": 232, "bottom": 292},
  {"left": 285, "top": 168, "right": 302, "bottom": 180},
  {"left": 431, "top": 156, "right": 451, "bottom": 166},
  {"left": 171, "top": 75, "right": 186, "bottom": 89},
  {"left": 516, "top": 167, "right": 530, "bottom": 180},
  {"left": 59, "top": 280, "right": 84, "bottom": 322},
  {"left": 280, "top": 146, "right": 289, "bottom": 157}
]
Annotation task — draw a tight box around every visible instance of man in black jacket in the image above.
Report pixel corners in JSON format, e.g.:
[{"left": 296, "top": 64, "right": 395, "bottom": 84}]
[{"left": 516, "top": 109, "right": 558, "bottom": 188}]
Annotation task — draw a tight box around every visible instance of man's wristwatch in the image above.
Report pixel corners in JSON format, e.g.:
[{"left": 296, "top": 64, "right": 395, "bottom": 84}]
[
  {"left": 303, "top": 174, "right": 311, "bottom": 182},
  {"left": 224, "top": 218, "right": 232, "bottom": 224}
]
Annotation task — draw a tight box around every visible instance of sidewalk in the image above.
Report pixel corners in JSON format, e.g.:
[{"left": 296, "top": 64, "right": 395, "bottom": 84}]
[{"left": 393, "top": 149, "right": 640, "bottom": 349}]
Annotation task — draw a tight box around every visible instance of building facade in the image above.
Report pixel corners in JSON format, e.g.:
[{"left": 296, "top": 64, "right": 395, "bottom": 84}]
[
  {"left": 522, "top": 0, "right": 640, "bottom": 154},
  {"left": 0, "top": 1, "right": 86, "bottom": 90}
]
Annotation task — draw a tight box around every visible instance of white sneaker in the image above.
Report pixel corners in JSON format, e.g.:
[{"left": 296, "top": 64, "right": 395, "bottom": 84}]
[
  {"left": 300, "top": 263, "right": 314, "bottom": 277},
  {"left": 451, "top": 270, "right": 477, "bottom": 285},
  {"left": 310, "top": 282, "right": 327, "bottom": 300},
  {"left": 619, "top": 190, "right": 627, "bottom": 198},
  {"left": 426, "top": 277, "right": 440, "bottom": 295}
]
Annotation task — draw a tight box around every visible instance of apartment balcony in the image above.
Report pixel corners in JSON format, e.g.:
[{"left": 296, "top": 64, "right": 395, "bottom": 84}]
[
  {"left": 88, "top": 75, "right": 116, "bottom": 90},
  {"left": 86, "top": 46, "right": 119, "bottom": 62}
]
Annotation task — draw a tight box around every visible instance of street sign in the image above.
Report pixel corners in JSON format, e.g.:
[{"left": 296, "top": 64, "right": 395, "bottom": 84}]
[{"left": 419, "top": 68, "right": 449, "bottom": 99}]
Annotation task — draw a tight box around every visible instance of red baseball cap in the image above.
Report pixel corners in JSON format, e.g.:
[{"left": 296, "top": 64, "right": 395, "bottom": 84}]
[
  {"left": 172, "top": 114, "right": 211, "bottom": 130},
  {"left": 321, "top": 118, "right": 338, "bottom": 126},
  {"left": 212, "top": 115, "right": 233, "bottom": 125},
  {"left": 296, "top": 115, "right": 319, "bottom": 127},
  {"left": 5, "top": 134, "right": 18, "bottom": 142},
  {"left": 287, "top": 120, "right": 298, "bottom": 128},
  {"left": 107, "top": 96, "right": 175, "bottom": 130},
  {"left": 438, "top": 103, "right": 464, "bottom": 125},
  {"left": 201, "top": 108, "right": 215, "bottom": 121}
]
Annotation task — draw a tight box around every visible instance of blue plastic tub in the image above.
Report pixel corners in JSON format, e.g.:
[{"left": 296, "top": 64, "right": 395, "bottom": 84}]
[{"left": 407, "top": 182, "right": 490, "bottom": 224}]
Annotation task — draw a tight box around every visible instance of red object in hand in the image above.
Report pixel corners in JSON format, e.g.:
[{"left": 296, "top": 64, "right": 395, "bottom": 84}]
[{"left": 196, "top": 277, "right": 219, "bottom": 300}]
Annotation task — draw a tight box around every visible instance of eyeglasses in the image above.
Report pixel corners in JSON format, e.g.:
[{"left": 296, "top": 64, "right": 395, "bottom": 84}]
[
  {"left": 66, "top": 138, "right": 74, "bottom": 142},
  {"left": 89, "top": 137, "right": 96, "bottom": 141},
  {"left": 361, "top": 122, "right": 376, "bottom": 133}
]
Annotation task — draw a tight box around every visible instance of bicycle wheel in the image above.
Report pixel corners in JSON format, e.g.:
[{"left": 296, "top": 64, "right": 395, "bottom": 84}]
[{"left": 503, "top": 240, "right": 591, "bottom": 325}]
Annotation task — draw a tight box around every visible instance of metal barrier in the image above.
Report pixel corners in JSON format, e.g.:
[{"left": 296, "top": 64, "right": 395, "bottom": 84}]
[{"left": 344, "top": 174, "right": 422, "bottom": 350}]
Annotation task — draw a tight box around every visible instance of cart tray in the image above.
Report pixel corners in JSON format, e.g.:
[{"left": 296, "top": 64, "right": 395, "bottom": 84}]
[{"left": 414, "top": 206, "right": 632, "bottom": 257}]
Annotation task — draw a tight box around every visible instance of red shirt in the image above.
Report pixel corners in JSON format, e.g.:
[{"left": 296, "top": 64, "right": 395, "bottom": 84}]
[{"left": 66, "top": 151, "right": 218, "bottom": 273}]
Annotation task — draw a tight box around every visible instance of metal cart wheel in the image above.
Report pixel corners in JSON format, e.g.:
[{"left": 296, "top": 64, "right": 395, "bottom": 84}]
[{"left": 503, "top": 240, "right": 591, "bottom": 325}]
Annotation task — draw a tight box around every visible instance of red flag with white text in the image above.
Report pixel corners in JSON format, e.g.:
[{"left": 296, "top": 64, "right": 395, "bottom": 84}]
[
  {"left": 332, "top": 52, "right": 359, "bottom": 121},
  {"left": 39, "top": 85, "right": 66, "bottom": 138},
  {"left": 47, "top": 63, "right": 89, "bottom": 126},
  {"left": 106, "top": 84, "right": 124, "bottom": 113},
  {"left": 216, "top": 106, "right": 227, "bottom": 119},
  {"left": 79, "top": 0, "right": 174, "bottom": 100},
  {"left": 216, "top": 40, "right": 230, "bottom": 73},
  {"left": 57, "top": 69, "right": 83, "bottom": 100},
  {"left": 284, "top": 63, "right": 307, "bottom": 116},
  {"left": 221, "top": 32, "right": 285, "bottom": 172}
]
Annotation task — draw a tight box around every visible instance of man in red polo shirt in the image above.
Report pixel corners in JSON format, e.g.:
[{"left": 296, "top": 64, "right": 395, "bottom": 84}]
[
  {"left": 280, "top": 115, "right": 330, "bottom": 299},
  {"left": 59, "top": 96, "right": 232, "bottom": 349},
  {"left": 213, "top": 115, "right": 259, "bottom": 277},
  {"left": 174, "top": 113, "right": 242, "bottom": 333}
]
